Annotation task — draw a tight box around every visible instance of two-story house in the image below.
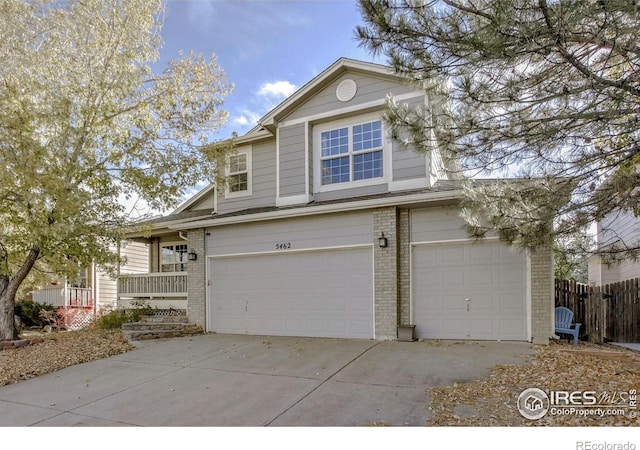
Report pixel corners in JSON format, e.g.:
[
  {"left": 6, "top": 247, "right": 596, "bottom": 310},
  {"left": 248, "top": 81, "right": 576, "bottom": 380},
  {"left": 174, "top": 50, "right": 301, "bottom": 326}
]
[{"left": 121, "top": 58, "right": 555, "bottom": 343}]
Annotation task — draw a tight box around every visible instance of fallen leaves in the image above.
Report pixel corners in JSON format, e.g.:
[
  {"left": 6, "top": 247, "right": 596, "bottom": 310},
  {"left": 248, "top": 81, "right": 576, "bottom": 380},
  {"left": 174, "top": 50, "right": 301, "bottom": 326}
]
[
  {"left": 0, "top": 328, "right": 134, "bottom": 387},
  {"left": 425, "top": 341, "right": 640, "bottom": 426}
]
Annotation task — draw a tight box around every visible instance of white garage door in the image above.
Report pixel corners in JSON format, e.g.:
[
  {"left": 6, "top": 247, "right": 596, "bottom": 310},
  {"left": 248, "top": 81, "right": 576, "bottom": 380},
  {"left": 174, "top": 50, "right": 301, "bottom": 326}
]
[
  {"left": 208, "top": 247, "right": 374, "bottom": 339},
  {"left": 412, "top": 241, "right": 527, "bottom": 340}
]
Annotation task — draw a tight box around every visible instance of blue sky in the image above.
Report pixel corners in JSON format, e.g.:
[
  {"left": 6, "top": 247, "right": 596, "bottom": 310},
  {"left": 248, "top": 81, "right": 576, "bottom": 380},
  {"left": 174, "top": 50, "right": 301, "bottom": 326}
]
[
  {"left": 127, "top": 0, "right": 382, "bottom": 216},
  {"left": 159, "top": 0, "right": 382, "bottom": 139}
]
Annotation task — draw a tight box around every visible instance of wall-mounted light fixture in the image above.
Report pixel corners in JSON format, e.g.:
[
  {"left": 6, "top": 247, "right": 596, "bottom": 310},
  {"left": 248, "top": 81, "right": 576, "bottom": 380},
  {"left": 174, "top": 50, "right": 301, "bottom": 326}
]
[
  {"left": 378, "top": 232, "right": 388, "bottom": 248},
  {"left": 187, "top": 249, "right": 198, "bottom": 261}
]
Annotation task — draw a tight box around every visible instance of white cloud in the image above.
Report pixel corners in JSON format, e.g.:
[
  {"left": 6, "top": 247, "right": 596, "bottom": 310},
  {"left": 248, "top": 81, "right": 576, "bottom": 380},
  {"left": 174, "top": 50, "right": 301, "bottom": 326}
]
[
  {"left": 232, "top": 109, "right": 261, "bottom": 128},
  {"left": 258, "top": 81, "right": 297, "bottom": 99},
  {"left": 233, "top": 116, "right": 249, "bottom": 126}
]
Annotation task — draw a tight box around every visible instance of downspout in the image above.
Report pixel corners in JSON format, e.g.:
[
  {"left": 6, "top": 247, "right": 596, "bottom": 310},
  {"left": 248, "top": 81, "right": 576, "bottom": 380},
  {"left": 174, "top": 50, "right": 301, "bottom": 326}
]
[{"left": 178, "top": 231, "right": 188, "bottom": 241}]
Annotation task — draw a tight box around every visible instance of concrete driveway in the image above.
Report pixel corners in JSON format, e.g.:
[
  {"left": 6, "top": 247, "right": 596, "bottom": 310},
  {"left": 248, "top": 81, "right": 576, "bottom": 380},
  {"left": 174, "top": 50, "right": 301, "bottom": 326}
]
[{"left": 0, "top": 334, "right": 535, "bottom": 426}]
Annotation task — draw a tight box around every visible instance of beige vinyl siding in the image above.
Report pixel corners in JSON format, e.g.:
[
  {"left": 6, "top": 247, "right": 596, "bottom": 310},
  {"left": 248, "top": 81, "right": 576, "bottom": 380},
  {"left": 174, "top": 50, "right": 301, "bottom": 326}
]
[
  {"left": 207, "top": 210, "right": 373, "bottom": 256},
  {"left": 392, "top": 139, "right": 427, "bottom": 181},
  {"left": 97, "top": 270, "right": 117, "bottom": 310},
  {"left": 120, "top": 240, "right": 149, "bottom": 274},
  {"left": 283, "top": 72, "right": 419, "bottom": 123},
  {"left": 411, "top": 206, "right": 469, "bottom": 242},
  {"left": 279, "top": 124, "right": 306, "bottom": 197},
  {"left": 391, "top": 97, "right": 428, "bottom": 182},
  {"left": 188, "top": 191, "right": 216, "bottom": 211},
  {"left": 217, "top": 140, "right": 277, "bottom": 214}
]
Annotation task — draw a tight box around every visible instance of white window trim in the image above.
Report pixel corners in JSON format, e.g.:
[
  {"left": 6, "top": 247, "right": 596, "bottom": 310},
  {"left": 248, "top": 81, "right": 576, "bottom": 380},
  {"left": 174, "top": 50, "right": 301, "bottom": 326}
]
[
  {"left": 160, "top": 242, "right": 188, "bottom": 273},
  {"left": 224, "top": 146, "right": 252, "bottom": 199},
  {"left": 313, "top": 112, "right": 391, "bottom": 194}
]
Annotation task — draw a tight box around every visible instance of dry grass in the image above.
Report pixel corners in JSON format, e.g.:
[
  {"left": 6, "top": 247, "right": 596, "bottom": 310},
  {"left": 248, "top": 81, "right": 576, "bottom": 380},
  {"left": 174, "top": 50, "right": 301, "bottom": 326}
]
[
  {"left": 0, "top": 328, "right": 134, "bottom": 387},
  {"left": 426, "top": 340, "right": 640, "bottom": 426}
]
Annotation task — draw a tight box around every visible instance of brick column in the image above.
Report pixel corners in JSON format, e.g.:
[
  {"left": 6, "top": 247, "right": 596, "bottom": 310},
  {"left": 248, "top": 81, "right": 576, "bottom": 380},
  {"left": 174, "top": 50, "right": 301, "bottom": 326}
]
[
  {"left": 373, "top": 207, "right": 398, "bottom": 340},
  {"left": 187, "top": 228, "right": 206, "bottom": 328},
  {"left": 398, "top": 209, "right": 411, "bottom": 325},
  {"left": 530, "top": 244, "right": 554, "bottom": 344}
]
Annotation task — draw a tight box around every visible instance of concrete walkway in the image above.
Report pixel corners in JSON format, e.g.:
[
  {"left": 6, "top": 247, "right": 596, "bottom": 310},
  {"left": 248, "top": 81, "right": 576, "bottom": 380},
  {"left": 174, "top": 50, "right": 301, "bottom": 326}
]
[
  {"left": 610, "top": 342, "right": 640, "bottom": 352},
  {"left": 0, "top": 334, "right": 535, "bottom": 426}
]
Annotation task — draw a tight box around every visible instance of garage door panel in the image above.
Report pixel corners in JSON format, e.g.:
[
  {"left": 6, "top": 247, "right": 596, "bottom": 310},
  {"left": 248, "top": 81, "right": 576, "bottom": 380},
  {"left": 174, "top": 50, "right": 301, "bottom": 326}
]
[
  {"left": 209, "top": 247, "right": 373, "bottom": 339},
  {"left": 471, "top": 294, "right": 496, "bottom": 310},
  {"left": 442, "top": 271, "right": 465, "bottom": 286},
  {"left": 469, "top": 319, "right": 494, "bottom": 336},
  {"left": 500, "top": 318, "right": 525, "bottom": 335},
  {"left": 441, "top": 295, "right": 466, "bottom": 311},
  {"left": 501, "top": 266, "right": 526, "bottom": 284},
  {"left": 470, "top": 268, "right": 495, "bottom": 285},
  {"left": 419, "top": 318, "right": 467, "bottom": 339},
  {"left": 442, "top": 247, "right": 465, "bottom": 263},
  {"left": 499, "top": 294, "right": 525, "bottom": 310},
  {"left": 469, "top": 245, "right": 494, "bottom": 261},
  {"left": 412, "top": 241, "right": 527, "bottom": 341}
]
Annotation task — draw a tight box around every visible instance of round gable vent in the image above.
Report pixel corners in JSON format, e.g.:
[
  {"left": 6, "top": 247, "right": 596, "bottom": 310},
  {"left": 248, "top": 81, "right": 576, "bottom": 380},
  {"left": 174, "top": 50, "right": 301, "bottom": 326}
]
[{"left": 336, "top": 79, "right": 357, "bottom": 102}]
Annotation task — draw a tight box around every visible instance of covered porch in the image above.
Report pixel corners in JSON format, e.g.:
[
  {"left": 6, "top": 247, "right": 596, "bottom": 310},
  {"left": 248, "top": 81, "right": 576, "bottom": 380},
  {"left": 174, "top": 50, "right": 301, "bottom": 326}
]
[
  {"left": 32, "top": 286, "right": 94, "bottom": 308},
  {"left": 117, "top": 272, "right": 188, "bottom": 311}
]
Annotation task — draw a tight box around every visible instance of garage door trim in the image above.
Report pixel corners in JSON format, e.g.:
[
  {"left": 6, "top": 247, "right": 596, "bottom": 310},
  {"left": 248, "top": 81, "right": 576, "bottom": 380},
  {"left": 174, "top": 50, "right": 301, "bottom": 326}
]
[{"left": 206, "top": 244, "right": 375, "bottom": 338}]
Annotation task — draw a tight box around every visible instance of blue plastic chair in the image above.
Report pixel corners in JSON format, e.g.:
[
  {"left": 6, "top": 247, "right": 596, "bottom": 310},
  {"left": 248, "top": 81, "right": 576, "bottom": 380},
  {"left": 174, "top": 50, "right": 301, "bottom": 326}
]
[{"left": 555, "top": 307, "right": 581, "bottom": 345}]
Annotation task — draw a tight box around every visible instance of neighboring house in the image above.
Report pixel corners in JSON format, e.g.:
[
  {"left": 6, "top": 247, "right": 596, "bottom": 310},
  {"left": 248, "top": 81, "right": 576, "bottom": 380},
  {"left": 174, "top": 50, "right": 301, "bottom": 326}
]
[
  {"left": 31, "top": 240, "right": 149, "bottom": 312},
  {"left": 121, "top": 58, "right": 555, "bottom": 343},
  {"left": 588, "top": 209, "right": 640, "bottom": 286}
]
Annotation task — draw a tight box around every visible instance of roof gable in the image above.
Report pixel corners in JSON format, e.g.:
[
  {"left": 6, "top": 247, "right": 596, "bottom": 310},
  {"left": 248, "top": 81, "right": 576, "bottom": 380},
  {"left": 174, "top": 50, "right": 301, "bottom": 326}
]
[{"left": 257, "top": 58, "right": 407, "bottom": 132}]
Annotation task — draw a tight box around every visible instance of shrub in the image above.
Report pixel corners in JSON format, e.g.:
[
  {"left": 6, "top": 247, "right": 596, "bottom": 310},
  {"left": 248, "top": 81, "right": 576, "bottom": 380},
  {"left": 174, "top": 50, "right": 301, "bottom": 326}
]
[
  {"left": 95, "top": 299, "right": 154, "bottom": 330},
  {"left": 15, "top": 299, "right": 55, "bottom": 327},
  {"left": 95, "top": 309, "right": 129, "bottom": 330}
]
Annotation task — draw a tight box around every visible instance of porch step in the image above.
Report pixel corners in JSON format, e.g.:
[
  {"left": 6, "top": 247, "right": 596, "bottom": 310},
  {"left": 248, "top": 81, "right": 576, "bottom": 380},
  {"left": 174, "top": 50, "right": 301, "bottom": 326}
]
[{"left": 122, "top": 316, "right": 203, "bottom": 342}]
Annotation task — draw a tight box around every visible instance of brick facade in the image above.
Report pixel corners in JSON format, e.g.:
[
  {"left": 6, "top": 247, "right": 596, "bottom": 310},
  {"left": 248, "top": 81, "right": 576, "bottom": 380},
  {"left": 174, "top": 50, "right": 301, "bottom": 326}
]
[
  {"left": 529, "top": 244, "right": 554, "bottom": 344},
  {"left": 186, "top": 229, "right": 206, "bottom": 328},
  {"left": 373, "top": 207, "right": 398, "bottom": 339},
  {"left": 397, "top": 208, "right": 411, "bottom": 325}
]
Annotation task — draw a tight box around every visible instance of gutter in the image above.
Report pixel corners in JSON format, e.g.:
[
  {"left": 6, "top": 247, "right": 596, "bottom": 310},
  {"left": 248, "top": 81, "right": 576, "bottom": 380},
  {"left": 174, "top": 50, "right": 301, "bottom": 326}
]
[{"left": 170, "top": 190, "right": 463, "bottom": 231}]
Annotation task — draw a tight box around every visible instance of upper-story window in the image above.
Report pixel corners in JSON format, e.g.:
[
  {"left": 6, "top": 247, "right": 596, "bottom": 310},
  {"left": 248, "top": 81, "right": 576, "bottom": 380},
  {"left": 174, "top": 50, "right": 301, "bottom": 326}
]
[
  {"left": 314, "top": 114, "right": 388, "bottom": 192},
  {"left": 321, "top": 120, "right": 383, "bottom": 185},
  {"left": 225, "top": 147, "right": 252, "bottom": 198}
]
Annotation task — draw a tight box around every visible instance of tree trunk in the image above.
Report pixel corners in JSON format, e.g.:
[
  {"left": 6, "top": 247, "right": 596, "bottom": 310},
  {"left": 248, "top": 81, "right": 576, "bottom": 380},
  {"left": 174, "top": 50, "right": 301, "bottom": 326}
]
[
  {"left": 0, "top": 247, "right": 40, "bottom": 341},
  {"left": 0, "top": 282, "right": 18, "bottom": 341}
]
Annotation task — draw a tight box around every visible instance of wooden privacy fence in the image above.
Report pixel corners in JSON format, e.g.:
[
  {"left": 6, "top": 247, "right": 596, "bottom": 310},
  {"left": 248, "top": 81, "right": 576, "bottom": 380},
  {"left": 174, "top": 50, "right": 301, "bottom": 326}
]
[{"left": 555, "top": 278, "right": 640, "bottom": 343}]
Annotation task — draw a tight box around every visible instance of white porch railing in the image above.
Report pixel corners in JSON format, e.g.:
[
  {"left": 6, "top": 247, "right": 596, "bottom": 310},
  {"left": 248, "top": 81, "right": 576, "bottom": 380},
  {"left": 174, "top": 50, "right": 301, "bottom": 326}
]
[
  {"left": 32, "top": 287, "right": 93, "bottom": 308},
  {"left": 118, "top": 272, "right": 188, "bottom": 299}
]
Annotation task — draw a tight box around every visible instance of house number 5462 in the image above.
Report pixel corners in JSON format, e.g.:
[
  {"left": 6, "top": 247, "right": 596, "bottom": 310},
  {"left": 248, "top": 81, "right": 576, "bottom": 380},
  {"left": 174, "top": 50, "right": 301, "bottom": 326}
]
[{"left": 275, "top": 242, "right": 291, "bottom": 250}]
